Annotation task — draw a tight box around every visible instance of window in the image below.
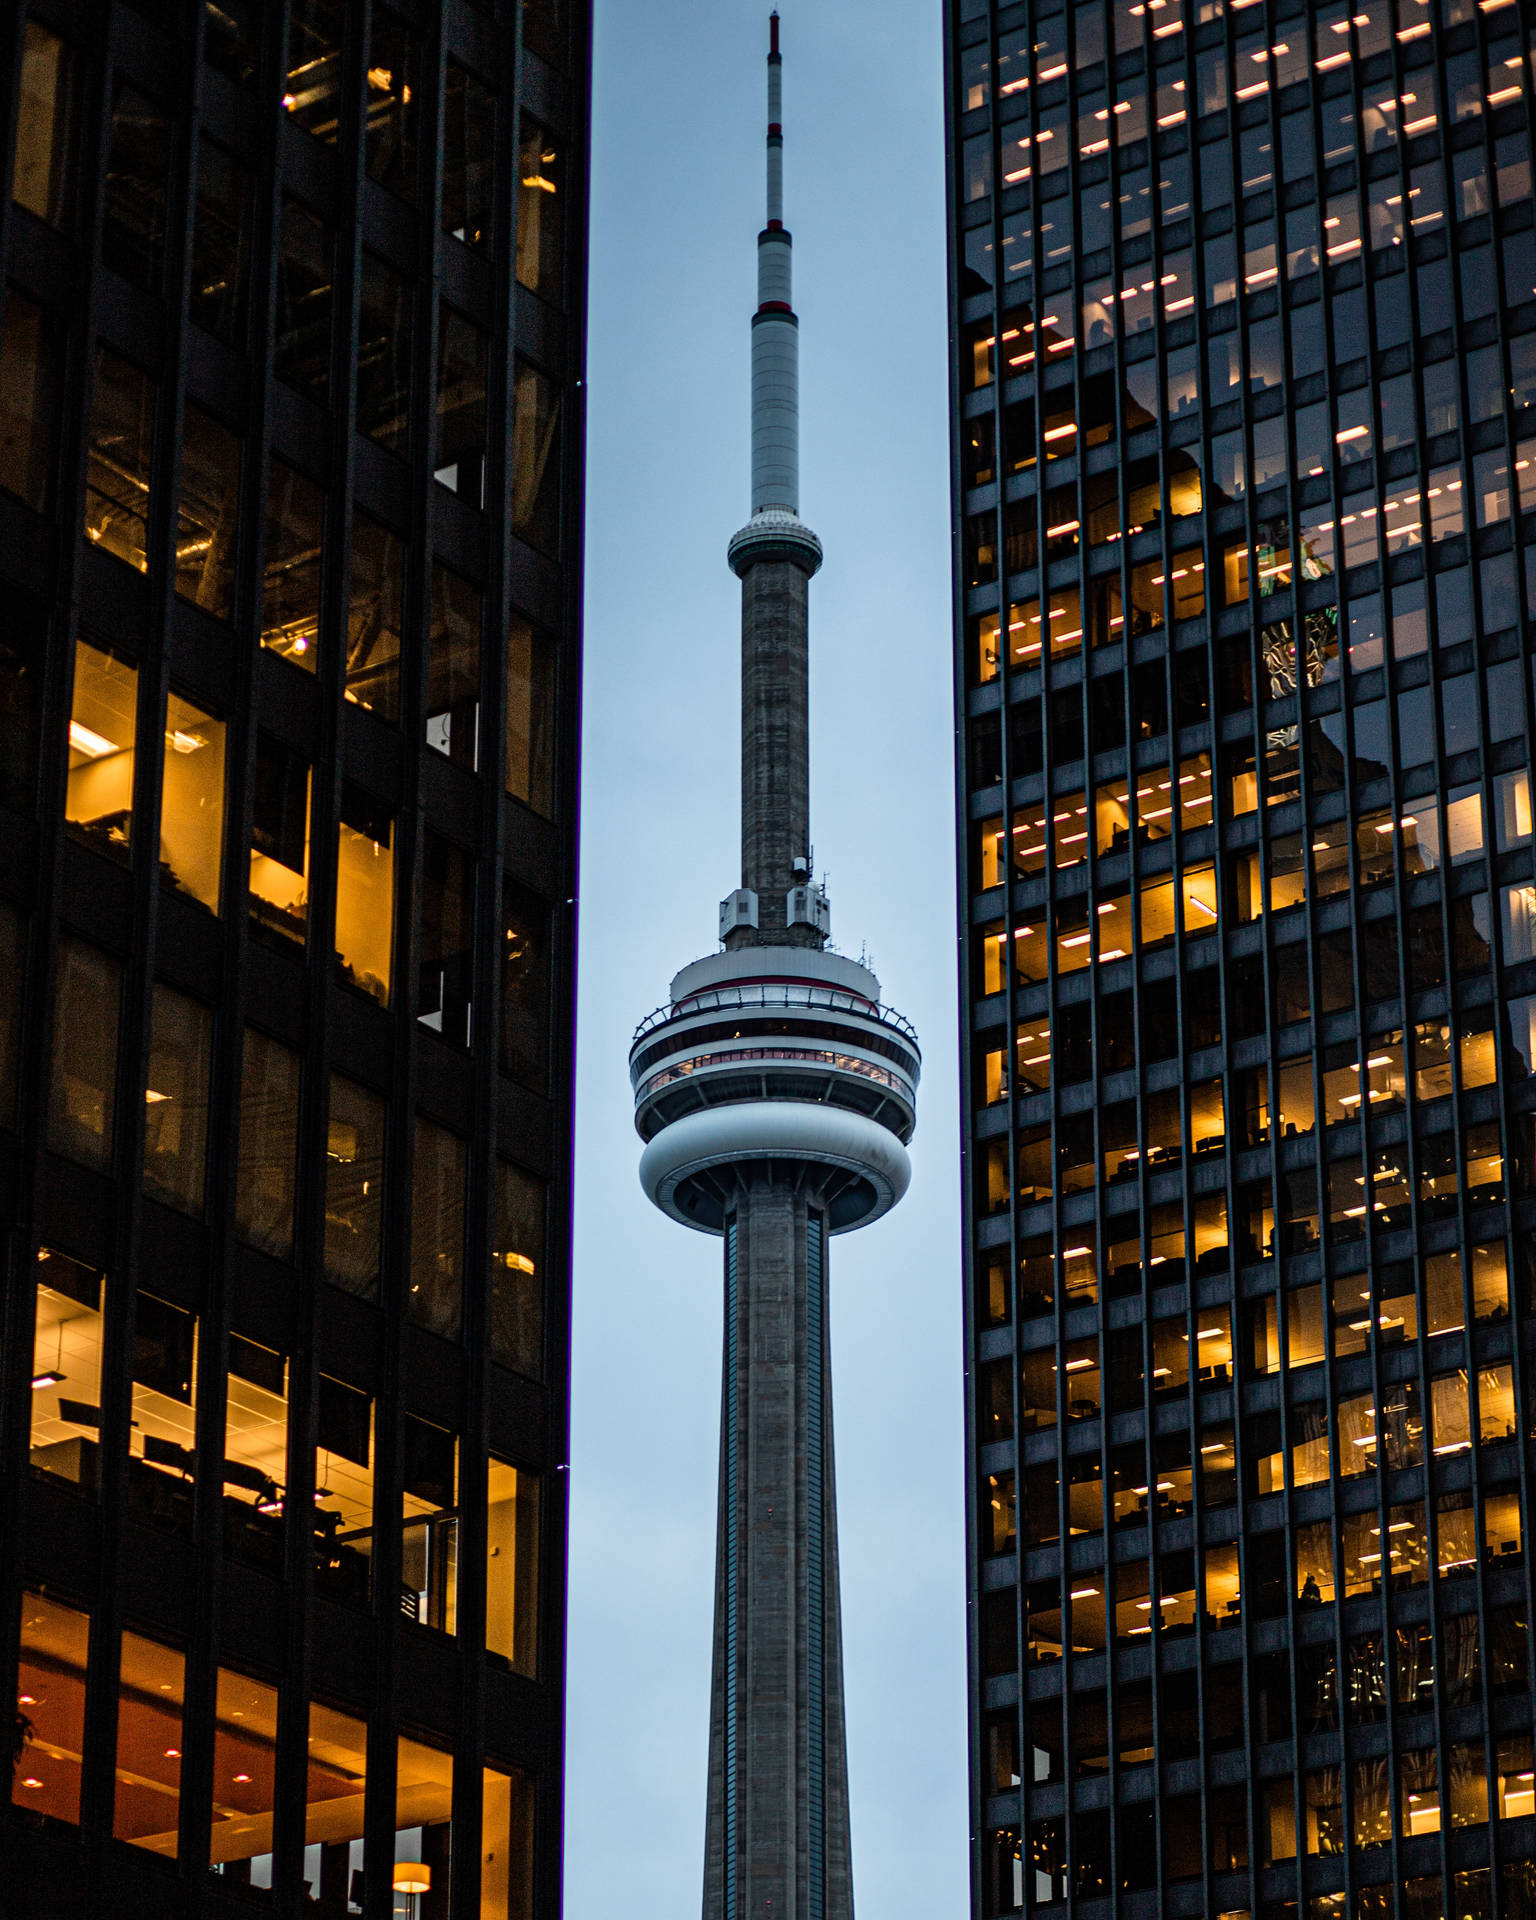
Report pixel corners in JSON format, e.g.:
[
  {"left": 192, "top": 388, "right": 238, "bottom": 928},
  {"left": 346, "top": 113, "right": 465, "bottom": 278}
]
[
  {"left": 506, "top": 616, "right": 556, "bottom": 815},
  {"left": 511, "top": 359, "right": 560, "bottom": 552},
  {"left": 501, "top": 882, "right": 550, "bottom": 1091},
  {"left": 102, "top": 83, "right": 170, "bottom": 290},
  {"left": 521, "top": 0, "right": 565, "bottom": 66},
  {"left": 443, "top": 63, "right": 495, "bottom": 249},
  {"left": 315, "top": 1374, "right": 375, "bottom": 1607},
  {"left": 410, "top": 1119, "right": 466, "bottom": 1338},
  {"left": 261, "top": 458, "right": 324, "bottom": 667},
  {"left": 125, "top": 1290, "right": 198, "bottom": 1533},
  {"left": 395, "top": 1736, "right": 454, "bottom": 1904},
  {"left": 402, "top": 1418, "right": 458, "bottom": 1629},
  {"left": 486, "top": 1459, "right": 539, "bottom": 1675},
  {"left": 418, "top": 833, "right": 474, "bottom": 1044},
  {"left": 249, "top": 733, "right": 310, "bottom": 947},
  {"left": 325, "top": 1075, "right": 385, "bottom": 1298},
  {"left": 364, "top": 11, "right": 418, "bottom": 197},
  {"left": 84, "top": 349, "right": 155, "bottom": 571},
  {"left": 48, "top": 939, "right": 120, "bottom": 1169},
  {"left": 29, "top": 1247, "right": 105, "bottom": 1492},
  {"left": 223, "top": 1335, "right": 288, "bottom": 1575},
  {"left": 13, "top": 23, "right": 77, "bottom": 226},
  {"left": 516, "top": 121, "right": 563, "bottom": 298},
  {"left": 274, "top": 200, "right": 332, "bottom": 401},
  {"left": 0, "top": 901, "right": 18, "bottom": 1121},
  {"left": 426, "top": 565, "right": 482, "bottom": 767},
  {"left": 190, "top": 140, "right": 250, "bottom": 343},
  {"left": 303, "top": 1703, "right": 368, "bottom": 1909},
  {"left": 204, "top": 0, "right": 260, "bottom": 86},
  {"left": 66, "top": 638, "right": 137, "bottom": 861},
  {"left": 175, "top": 405, "right": 240, "bottom": 617},
  {"left": 13, "top": 1591, "right": 89, "bottom": 1822},
  {"left": 113, "top": 1631, "right": 184, "bottom": 1854},
  {"left": 160, "top": 690, "right": 226, "bottom": 912},
  {"left": 0, "top": 288, "right": 60, "bottom": 511},
  {"left": 284, "top": 0, "right": 343, "bottom": 142},
  {"left": 346, "top": 514, "right": 403, "bottom": 719},
  {"left": 334, "top": 785, "right": 393, "bottom": 1004},
  {"left": 209, "top": 1669, "right": 279, "bottom": 1884},
  {"left": 236, "top": 1029, "right": 300, "bottom": 1259},
  {"left": 481, "top": 1766, "right": 536, "bottom": 1920},
  {"left": 436, "top": 307, "right": 489, "bottom": 504},
  {"left": 144, "top": 985, "right": 212, "bottom": 1214},
  {"left": 0, "top": 592, "right": 43, "bottom": 812},
  {"left": 492, "top": 1160, "right": 545, "bottom": 1378},
  {"left": 356, "top": 253, "right": 412, "bottom": 450}
]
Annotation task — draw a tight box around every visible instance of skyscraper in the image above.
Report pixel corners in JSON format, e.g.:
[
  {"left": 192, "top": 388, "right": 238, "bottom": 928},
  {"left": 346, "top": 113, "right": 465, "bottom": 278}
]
[
  {"left": 629, "top": 20, "right": 921, "bottom": 1919},
  {"left": 948, "top": 1, "right": 1536, "bottom": 1914},
  {"left": 1, "top": 3, "right": 585, "bottom": 1913}
]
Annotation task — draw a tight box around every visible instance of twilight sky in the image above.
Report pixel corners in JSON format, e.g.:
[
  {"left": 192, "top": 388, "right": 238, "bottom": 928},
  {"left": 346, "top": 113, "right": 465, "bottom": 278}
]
[{"left": 565, "top": 0, "right": 967, "bottom": 1914}]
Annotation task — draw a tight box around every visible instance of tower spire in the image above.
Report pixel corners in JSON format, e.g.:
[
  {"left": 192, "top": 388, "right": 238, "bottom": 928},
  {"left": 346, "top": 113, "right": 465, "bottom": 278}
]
[
  {"left": 748, "top": 13, "right": 800, "bottom": 517},
  {"left": 724, "top": 13, "right": 827, "bottom": 950}
]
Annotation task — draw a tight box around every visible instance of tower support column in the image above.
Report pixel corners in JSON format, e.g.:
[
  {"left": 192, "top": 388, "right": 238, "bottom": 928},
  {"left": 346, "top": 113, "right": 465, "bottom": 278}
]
[{"left": 701, "top": 1178, "right": 854, "bottom": 1920}]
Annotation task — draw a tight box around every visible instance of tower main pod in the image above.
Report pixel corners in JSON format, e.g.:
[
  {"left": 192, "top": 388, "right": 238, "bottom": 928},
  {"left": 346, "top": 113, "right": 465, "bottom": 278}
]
[{"left": 629, "top": 20, "right": 920, "bottom": 1920}]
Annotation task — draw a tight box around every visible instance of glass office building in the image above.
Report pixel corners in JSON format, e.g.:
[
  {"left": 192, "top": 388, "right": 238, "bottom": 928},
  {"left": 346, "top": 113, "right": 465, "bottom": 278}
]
[
  {"left": 948, "top": 0, "right": 1536, "bottom": 1913},
  {"left": 0, "top": 2, "right": 585, "bottom": 1913}
]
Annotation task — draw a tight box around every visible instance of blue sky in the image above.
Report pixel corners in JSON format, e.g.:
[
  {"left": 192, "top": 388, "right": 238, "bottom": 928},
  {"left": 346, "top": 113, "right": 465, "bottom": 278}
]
[{"left": 565, "top": 0, "right": 968, "bottom": 1913}]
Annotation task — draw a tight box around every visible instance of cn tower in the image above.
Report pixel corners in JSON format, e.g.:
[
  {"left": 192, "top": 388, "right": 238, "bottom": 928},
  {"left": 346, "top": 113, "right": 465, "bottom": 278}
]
[{"left": 629, "top": 17, "right": 920, "bottom": 1920}]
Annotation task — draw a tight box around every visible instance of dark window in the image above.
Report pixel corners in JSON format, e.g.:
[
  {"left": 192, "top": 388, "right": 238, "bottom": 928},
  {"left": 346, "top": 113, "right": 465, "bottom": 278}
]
[
  {"left": 357, "top": 254, "right": 412, "bottom": 450},
  {"left": 426, "top": 565, "right": 482, "bottom": 768},
  {"left": 0, "top": 288, "right": 61, "bottom": 511},
  {"left": 189, "top": 141, "right": 251, "bottom": 344},
  {"left": 101, "top": 83, "right": 170, "bottom": 289},
  {"left": 442, "top": 64, "right": 495, "bottom": 250},
  {"left": 365, "top": 11, "right": 419, "bottom": 199},
  {"left": 491, "top": 1161, "right": 546, "bottom": 1379},
  {"left": 511, "top": 359, "right": 560, "bottom": 552},
  {"left": 13, "top": 23, "right": 78, "bottom": 227},
  {"left": 516, "top": 121, "right": 564, "bottom": 299},
  {"left": 418, "top": 832, "right": 475, "bottom": 1047},
  {"left": 274, "top": 200, "right": 333, "bottom": 402},
  {"left": 500, "top": 881, "right": 550, "bottom": 1092},
  {"left": 435, "top": 308, "right": 489, "bottom": 505},
  {"left": 285, "top": 0, "right": 344, "bottom": 143}
]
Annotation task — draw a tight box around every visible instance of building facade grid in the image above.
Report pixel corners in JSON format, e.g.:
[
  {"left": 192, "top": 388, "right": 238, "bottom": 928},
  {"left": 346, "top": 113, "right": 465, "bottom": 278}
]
[
  {"left": 948, "top": 0, "right": 1536, "bottom": 1915},
  {"left": 0, "top": 1, "right": 587, "bottom": 1915}
]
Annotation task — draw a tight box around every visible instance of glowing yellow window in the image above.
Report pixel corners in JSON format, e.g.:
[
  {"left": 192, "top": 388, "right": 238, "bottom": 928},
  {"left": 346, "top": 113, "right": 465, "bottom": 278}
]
[
  {"left": 65, "top": 638, "right": 136, "bottom": 861},
  {"left": 160, "top": 691, "right": 225, "bottom": 912},
  {"left": 30, "top": 1246, "right": 105, "bottom": 1493},
  {"left": 334, "top": 785, "right": 393, "bottom": 1005}
]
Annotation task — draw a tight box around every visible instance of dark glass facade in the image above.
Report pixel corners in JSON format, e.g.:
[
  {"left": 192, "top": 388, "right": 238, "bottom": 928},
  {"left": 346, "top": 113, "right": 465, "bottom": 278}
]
[
  {"left": 0, "top": 2, "right": 586, "bottom": 1914},
  {"left": 948, "top": 1, "right": 1536, "bottom": 1915}
]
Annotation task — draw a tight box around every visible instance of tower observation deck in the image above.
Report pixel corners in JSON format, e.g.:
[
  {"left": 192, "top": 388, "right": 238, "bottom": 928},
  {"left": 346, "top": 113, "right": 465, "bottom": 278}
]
[{"left": 628, "top": 19, "right": 919, "bottom": 1920}]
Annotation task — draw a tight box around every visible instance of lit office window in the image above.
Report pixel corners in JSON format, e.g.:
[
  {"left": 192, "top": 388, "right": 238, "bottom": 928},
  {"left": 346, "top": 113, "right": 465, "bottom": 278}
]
[
  {"left": 209, "top": 1668, "right": 280, "bottom": 1886},
  {"left": 113, "top": 1631, "right": 185, "bottom": 1855},
  {"left": 486, "top": 1458, "right": 539, "bottom": 1675},
  {"left": 334, "top": 786, "right": 393, "bottom": 1005},
  {"left": 65, "top": 638, "right": 136, "bottom": 861},
  {"left": 160, "top": 690, "right": 226, "bottom": 912},
  {"left": 401, "top": 1416, "right": 458, "bottom": 1631},
  {"left": 29, "top": 1247, "right": 106, "bottom": 1493},
  {"left": 13, "top": 1591, "right": 89, "bottom": 1823}
]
